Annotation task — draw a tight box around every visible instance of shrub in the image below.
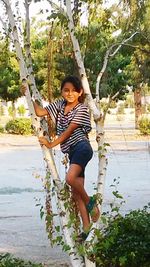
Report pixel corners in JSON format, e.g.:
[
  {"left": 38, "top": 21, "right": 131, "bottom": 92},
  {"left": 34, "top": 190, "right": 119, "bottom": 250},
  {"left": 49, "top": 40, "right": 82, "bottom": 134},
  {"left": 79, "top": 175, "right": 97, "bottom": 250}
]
[
  {"left": 0, "top": 104, "right": 4, "bottom": 116},
  {"left": 139, "top": 117, "right": 150, "bottom": 135},
  {"left": 8, "top": 105, "right": 16, "bottom": 117},
  {"left": 0, "top": 125, "right": 4, "bottom": 133},
  {"left": 117, "top": 103, "right": 125, "bottom": 114},
  {"left": 0, "top": 253, "right": 42, "bottom": 267},
  {"left": 17, "top": 104, "right": 26, "bottom": 117},
  {"left": 5, "top": 118, "right": 33, "bottom": 135},
  {"left": 94, "top": 205, "right": 150, "bottom": 267},
  {"left": 100, "top": 100, "right": 117, "bottom": 112},
  {"left": 124, "top": 96, "right": 134, "bottom": 108},
  {"left": 100, "top": 101, "right": 109, "bottom": 113},
  {"left": 147, "top": 104, "right": 150, "bottom": 113},
  {"left": 110, "top": 101, "right": 117, "bottom": 109}
]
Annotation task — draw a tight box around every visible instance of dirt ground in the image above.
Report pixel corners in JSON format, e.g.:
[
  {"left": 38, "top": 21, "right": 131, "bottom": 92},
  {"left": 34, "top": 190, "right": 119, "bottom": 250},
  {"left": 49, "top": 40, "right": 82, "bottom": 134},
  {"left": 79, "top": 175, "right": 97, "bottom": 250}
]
[
  {"left": 0, "top": 128, "right": 149, "bottom": 149},
  {"left": 1, "top": 112, "right": 150, "bottom": 146}
]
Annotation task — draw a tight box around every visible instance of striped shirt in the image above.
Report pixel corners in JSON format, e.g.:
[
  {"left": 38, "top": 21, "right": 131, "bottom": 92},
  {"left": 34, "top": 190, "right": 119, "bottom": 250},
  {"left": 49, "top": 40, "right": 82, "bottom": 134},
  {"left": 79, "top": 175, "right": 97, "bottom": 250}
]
[{"left": 45, "top": 98, "right": 92, "bottom": 153}]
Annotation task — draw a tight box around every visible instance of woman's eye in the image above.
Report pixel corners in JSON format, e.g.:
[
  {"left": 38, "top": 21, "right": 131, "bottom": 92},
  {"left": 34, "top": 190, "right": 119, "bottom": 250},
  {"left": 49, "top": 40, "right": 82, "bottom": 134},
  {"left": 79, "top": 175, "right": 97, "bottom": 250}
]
[
  {"left": 63, "top": 88, "right": 76, "bottom": 93},
  {"left": 64, "top": 89, "right": 69, "bottom": 93}
]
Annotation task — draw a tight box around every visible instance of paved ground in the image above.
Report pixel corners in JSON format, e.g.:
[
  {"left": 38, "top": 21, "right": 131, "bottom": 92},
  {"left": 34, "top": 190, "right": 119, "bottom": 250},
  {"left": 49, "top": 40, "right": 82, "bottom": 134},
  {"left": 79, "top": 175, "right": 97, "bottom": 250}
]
[{"left": 0, "top": 116, "right": 150, "bottom": 266}]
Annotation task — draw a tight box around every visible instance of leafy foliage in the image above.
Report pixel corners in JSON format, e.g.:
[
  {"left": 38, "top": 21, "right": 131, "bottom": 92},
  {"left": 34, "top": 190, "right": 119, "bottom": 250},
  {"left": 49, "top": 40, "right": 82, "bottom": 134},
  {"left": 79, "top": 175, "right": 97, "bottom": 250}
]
[
  {"left": 5, "top": 118, "right": 33, "bottom": 135},
  {"left": 139, "top": 117, "right": 150, "bottom": 135},
  {"left": 0, "top": 37, "right": 20, "bottom": 102},
  {"left": 0, "top": 253, "right": 42, "bottom": 267},
  {"left": 17, "top": 105, "right": 26, "bottom": 117},
  {"left": 123, "top": 0, "right": 150, "bottom": 89},
  {"left": 100, "top": 54, "right": 130, "bottom": 100},
  {"left": 41, "top": 175, "right": 150, "bottom": 266},
  {"left": 147, "top": 104, "right": 150, "bottom": 112},
  {"left": 0, "top": 103, "right": 4, "bottom": 116},
  {"left": 0, "top": 125, "right": 4, "bottom": 133},
  {"left": 95, "top": 205, "right": 150, "bottom": 267},
  {"left": 8, "top": 105, "right": 15, "bottom": 118}
]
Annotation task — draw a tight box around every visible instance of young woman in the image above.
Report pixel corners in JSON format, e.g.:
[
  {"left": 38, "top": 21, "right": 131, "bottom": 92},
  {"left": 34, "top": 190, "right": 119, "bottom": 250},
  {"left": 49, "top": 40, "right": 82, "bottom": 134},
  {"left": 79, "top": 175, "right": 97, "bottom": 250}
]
[{"left": 22, "top": 75, "right": 100, "bottom": 240}]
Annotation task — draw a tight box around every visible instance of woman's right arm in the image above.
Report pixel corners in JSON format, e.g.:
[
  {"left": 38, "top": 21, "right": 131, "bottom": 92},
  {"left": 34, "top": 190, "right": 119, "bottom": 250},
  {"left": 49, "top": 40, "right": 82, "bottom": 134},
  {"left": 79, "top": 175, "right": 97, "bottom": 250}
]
[
  {"left": 20, "top": 84, "right": 48, "bottom": 117},
  {"left": 32, "top": 100, "right": 48, "bottom": 117}
]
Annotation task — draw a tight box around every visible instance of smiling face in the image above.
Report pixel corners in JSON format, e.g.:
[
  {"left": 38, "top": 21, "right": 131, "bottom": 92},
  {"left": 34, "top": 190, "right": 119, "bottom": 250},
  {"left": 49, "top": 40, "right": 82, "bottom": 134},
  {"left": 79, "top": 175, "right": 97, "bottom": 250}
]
[{"left": 61, "top": 82, "right": 83, "bottom": 104}]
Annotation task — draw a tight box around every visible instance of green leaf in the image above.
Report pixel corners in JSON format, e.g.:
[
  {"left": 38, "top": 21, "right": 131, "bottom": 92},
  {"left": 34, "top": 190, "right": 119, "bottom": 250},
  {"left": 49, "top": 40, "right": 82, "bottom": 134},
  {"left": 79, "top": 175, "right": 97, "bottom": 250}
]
[{"left": 112, "top": 190, "right": 123, "bottom": 199}]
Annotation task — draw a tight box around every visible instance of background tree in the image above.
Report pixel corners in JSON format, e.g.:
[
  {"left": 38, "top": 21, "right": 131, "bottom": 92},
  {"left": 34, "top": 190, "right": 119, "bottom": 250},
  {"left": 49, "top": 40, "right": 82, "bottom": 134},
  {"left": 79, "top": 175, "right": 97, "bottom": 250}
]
[
  {"left": 122, "top": 0, "right": 150, "bottom": 127},
  {"left": 0, "top": 36, "right": 20, "bottom": 117}
]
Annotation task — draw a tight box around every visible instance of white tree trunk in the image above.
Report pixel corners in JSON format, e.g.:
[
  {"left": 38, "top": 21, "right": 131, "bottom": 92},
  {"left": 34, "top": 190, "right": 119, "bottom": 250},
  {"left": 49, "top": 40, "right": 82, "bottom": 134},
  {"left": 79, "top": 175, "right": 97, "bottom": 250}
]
[
  {"left": 65, "top": 1, "right": 107, "bottom": 266},
  {"left": 65, "top": 0, "right": 100, "bottom": 120},
  {"left": 65, "top": 0, "right": 106, "bottom": 213},
  {"left": 24, "top": 0, "right": 42, "bottom": 102},
  {"left": 95, "top": 32, "right": 140, "bottom": 214}
]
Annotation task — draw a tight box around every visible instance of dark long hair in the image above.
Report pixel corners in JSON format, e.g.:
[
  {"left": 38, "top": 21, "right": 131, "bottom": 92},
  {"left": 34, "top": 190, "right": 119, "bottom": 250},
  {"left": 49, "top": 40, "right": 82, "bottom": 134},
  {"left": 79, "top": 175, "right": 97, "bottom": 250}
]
[{"left": 61, "top": 75, "right": 85, "bottom": 103}]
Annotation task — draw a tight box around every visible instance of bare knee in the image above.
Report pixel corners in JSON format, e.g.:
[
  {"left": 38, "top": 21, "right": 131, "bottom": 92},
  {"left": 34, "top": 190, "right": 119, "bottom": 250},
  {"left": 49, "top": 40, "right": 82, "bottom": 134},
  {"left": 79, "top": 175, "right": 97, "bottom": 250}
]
[
  {"left": 66, "top": 164, "right": 82, "bottom": 187},
  {"left": 66, "top": 173, "right": 75, "bottom": 187}
]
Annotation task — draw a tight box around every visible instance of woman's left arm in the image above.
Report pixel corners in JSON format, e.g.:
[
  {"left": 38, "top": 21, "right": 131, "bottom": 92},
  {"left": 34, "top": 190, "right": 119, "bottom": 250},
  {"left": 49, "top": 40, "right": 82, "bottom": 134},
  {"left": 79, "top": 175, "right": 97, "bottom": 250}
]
[{"left": 39, "top": 123, "right": 79, "bottom": 148}]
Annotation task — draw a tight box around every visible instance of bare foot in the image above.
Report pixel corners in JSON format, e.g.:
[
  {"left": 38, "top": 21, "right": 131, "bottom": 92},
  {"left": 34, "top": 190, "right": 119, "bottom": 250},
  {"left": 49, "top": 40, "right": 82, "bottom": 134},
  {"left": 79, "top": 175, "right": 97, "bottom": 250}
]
[
  {"left": 86, "top": 196, "right": 100, "bottom": 223},
  {"left": 90, "top": 205, "right": 100, "bottom": 222}
]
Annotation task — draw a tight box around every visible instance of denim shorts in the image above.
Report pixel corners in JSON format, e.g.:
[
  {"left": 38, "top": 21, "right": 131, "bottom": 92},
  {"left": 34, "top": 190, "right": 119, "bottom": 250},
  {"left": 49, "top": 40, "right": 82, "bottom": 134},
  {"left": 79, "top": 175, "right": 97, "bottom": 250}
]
[{"left": 68, "top": 139, "right": 93, "bottom": 177}]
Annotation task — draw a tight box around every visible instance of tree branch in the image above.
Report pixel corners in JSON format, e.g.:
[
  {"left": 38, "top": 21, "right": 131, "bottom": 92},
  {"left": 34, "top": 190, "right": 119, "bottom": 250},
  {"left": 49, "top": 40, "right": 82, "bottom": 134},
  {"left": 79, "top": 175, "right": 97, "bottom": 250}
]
[
  {"left": 47, "top": 0, "right": 67, "bottom": 17},
  {"left": 110, "top": 31, "right": 139, "bottom": 57},
  {"left": 116, "top": 43, "right": 150, "bottom": 54},
  {"left": 1, "top": 0, "right": 9, "bottom": 5},
  {"left": 96, "top": 31, "right": 140, "bottom": 101},
  {"left": 24, "top": 0, "right": 42, "bottom": 101}
]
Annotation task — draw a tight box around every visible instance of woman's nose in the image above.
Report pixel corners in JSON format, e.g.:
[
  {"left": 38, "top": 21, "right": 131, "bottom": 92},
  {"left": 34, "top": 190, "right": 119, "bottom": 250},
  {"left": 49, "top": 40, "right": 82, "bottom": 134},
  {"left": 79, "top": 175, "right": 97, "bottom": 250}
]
[{"left": 68, "top": 90, "right": 72, "bottom": 95}]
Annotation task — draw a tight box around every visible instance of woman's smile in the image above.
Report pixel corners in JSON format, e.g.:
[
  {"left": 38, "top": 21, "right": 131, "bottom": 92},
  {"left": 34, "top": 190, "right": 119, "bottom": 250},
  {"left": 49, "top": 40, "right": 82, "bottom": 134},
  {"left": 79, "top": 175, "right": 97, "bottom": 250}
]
[{"left": 61, "top": 82, "right": 83, "bottom": 104}]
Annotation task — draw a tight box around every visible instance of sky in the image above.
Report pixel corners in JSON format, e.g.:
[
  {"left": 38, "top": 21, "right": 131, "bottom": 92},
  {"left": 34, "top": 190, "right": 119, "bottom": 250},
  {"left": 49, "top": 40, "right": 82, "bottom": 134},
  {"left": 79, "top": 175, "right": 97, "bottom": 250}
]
[
  {"left": 0, "top": 0, "right": 119, "bottom": 32},
  {"left": 29, "top": 0, "right": 119, "bottom": 18},
  {"left": 27, "top": 0, "right": 119, "bottom": 29}
]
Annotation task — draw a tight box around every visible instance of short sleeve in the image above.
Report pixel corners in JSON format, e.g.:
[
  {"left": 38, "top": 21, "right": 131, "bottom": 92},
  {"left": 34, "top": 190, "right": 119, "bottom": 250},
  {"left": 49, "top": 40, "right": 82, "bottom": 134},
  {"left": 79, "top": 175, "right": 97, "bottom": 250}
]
[
  {"left": 45, "top": 98, "right": 64, "bottom": 123},
  {"left": 72, "top": 104, "right": 91, "bottom": 132}
]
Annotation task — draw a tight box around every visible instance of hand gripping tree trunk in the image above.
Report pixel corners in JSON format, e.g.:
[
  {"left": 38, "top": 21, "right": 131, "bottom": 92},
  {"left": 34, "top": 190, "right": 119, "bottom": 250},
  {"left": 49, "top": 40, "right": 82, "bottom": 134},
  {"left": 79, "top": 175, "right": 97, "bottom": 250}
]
[{"left": 2, "top": 0, "right": 84, "bottom": 266}]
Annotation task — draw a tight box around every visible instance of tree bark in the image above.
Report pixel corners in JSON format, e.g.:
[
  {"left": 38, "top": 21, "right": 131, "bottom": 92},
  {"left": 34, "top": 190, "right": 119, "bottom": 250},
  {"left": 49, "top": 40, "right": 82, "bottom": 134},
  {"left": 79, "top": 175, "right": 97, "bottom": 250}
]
[
  {"left": 134, "top": 88, "right": 142, "bottom": 129},
  {"left": 47, "top": 25, "right": 54, "bottom": 103},
  {"left": 11, "top": 101, "right": 16, "bottom": 119}
]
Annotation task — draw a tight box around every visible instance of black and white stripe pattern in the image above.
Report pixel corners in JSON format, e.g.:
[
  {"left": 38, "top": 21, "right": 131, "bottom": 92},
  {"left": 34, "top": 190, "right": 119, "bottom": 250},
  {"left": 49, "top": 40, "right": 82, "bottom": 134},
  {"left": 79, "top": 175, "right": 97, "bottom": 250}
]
[{"left": 45, "top": 98, "right": 92, "bottom": 153}]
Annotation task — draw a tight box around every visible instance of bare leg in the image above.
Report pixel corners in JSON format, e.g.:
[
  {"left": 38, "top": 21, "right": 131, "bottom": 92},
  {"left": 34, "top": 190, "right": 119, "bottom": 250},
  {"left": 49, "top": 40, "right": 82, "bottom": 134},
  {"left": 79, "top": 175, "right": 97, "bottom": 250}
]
[
  {"left": 66, "top": 164, "right": 100, "bottom": 224},
  {"left": 72, "top": 178, "right": 90, "bottom": 232},
  {"left": 66, "top": 164, "right": 90, "bottom": 205}
]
